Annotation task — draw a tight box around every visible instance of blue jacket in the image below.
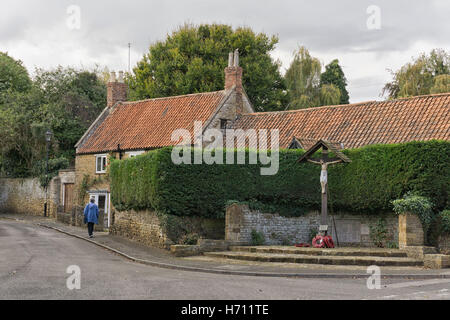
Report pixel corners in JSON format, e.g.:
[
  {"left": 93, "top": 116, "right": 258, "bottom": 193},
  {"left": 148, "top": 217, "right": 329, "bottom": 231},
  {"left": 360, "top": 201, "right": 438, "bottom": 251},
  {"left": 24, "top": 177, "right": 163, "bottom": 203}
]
[{"left": 84, "top": 203, "right": 99, "bottom": 224}]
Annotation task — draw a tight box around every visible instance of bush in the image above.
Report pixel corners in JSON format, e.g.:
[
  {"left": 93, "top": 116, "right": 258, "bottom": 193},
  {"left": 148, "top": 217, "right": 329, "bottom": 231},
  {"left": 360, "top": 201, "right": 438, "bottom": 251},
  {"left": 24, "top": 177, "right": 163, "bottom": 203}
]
[
  {"left": 110, "top": 140, "right": 449, "bottom": 218},
  {"left": 392, "top": 192, "right": 434, "bottom": 228},
  {"left": 251, "top": 230, "right": 265, "bottom": 246},
  {"left": 440, "top": 210, "right": 450, "bottom": 235},
  {"left": 369, "top": 217, "right": 388, "bottom": 248}
]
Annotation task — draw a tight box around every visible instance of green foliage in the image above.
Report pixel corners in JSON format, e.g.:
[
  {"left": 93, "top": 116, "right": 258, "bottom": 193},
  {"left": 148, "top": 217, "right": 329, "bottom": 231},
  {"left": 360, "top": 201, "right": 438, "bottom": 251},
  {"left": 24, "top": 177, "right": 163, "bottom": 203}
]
[
  {"left": 0, "top": 52, "right": 32, "bottom": 95},
  {"left": 32, "top": 157, "right": 69, "bottom": 188},
  {"left": 320, "top": 59, "right": 349, "bottom": 104},
  {"left": 285, "top": 48, "right": 348, "bottom": 109},
  {"left": 77, "top": 174, "right": 103, "bottom": 205},
  {"left": 369, "top": 217, "right": 388, "bottom": 248},
  {"left": 110, "top": 141, "right": 449, "bottom": 219},
  {"left": 308, "top": 227, "right": 318, "bottom": 243},
  {"left": 392, "top": 192, "right": 434, "bottom": 228},
  {"left": 128, "top": 23, "right": 288, "bottom": 112},
  {"left": 430, "top": 74, "right": 450, "bottom": 94},
  {"left": 439, "top": 210, "right": 450, "bottom": 235},
  {"left": 386, "top": 241, "right": 399, "bottom": 249},
  {"left": 285, "top": 47, "right": 322, "bottom": 109},
  {"left": 383, "top": 49, "right": 449, "bottom": 99},
  {"left": 0, "top": 60, "right": 106, "bottom": 177},
  {"left": 251, "top": 230, "right": 265, "bottom": 246}
]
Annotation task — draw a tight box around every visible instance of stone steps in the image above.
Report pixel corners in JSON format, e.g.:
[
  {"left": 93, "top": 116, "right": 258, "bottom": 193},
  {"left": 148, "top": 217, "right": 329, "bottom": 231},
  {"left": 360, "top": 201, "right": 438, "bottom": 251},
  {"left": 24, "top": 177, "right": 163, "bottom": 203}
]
[
  {"left": 229, "top": 246, "right": 409, "bottom": 258},
  {"left": 204, "top": 251, "right": 423, "bottom": 267}
]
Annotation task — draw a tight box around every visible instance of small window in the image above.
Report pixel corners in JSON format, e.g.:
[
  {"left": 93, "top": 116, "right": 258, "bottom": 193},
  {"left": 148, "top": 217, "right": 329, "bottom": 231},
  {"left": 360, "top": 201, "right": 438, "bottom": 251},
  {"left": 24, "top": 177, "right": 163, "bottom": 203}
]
[
  {"left": 126, "top": 151, "right": 145, "bottom": 158},
  {"left": 96, "top": 155, "right": 107, "bottom": 173},
  {"left": 220, "top": 119, "right": 228, "bottom": 130}
]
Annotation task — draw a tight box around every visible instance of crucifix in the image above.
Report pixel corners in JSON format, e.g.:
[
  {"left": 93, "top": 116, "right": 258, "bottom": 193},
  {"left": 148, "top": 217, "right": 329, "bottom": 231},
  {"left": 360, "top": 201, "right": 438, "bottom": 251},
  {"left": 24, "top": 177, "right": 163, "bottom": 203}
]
[{"left": 298, "top": 140, "right": 351, "bottom": 235}]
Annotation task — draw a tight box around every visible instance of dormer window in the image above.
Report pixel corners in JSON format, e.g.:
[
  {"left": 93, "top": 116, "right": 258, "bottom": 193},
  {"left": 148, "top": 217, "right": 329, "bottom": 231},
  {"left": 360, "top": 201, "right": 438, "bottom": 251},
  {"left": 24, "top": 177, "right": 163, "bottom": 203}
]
[{"left": 96, "top": 154, "right": 107, "bottom": 174}]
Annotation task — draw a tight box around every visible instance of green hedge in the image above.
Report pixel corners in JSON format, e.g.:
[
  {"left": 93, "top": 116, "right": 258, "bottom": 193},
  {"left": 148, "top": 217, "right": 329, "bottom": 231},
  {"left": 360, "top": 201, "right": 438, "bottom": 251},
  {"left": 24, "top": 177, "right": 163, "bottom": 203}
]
[{"left": 109, "top": 140, "right": 449, "bottom": 218}]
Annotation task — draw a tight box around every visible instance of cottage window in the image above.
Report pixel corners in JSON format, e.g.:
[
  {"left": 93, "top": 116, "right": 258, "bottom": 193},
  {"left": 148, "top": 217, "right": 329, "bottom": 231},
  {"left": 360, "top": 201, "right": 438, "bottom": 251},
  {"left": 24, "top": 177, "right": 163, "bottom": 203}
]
[{"left": 96, "top": 155, "right": 107, "bottom": 173}]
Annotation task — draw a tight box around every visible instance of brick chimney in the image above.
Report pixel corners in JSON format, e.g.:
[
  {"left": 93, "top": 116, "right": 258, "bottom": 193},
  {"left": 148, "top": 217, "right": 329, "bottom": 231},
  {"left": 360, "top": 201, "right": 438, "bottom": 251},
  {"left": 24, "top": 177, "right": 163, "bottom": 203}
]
[
  {"left": 224, "top": 49, "right": 243, "bottom": 114},
  {"left": 107, "top": 71, "right": 128, "bottom": 108}
]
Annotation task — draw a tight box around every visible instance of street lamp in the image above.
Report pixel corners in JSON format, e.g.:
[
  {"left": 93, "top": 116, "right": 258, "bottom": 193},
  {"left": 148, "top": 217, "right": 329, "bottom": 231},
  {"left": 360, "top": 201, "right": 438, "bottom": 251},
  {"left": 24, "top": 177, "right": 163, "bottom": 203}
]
[{"left": 44, "top": 129, "right": 52, "bottom": 217}]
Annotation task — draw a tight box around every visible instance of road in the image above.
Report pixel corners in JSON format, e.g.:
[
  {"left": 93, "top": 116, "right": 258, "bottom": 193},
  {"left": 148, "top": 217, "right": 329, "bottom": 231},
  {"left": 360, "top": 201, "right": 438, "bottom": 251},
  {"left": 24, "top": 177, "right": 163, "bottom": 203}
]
[{"left": 0, "top": 219, "right": 449, "bottom": 300}]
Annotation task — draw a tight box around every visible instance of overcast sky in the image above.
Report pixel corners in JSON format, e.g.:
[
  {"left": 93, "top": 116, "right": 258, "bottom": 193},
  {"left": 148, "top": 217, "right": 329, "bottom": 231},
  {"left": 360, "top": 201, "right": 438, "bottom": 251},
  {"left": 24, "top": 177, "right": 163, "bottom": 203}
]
[{"left": 1, "top": 0, "right": 449, "bottom": 103}]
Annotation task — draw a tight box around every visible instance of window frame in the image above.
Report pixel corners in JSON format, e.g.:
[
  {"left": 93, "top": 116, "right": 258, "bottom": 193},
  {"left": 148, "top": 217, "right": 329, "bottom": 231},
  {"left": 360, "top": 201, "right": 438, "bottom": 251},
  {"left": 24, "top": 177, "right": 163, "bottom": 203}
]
[{"left": 95, "top": 154, "right": 108, "bottom": 174}]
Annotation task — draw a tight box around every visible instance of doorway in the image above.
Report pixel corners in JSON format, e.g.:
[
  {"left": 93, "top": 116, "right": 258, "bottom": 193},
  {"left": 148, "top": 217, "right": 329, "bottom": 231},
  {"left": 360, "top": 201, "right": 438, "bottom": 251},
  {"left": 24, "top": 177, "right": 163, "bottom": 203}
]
[
  {"left": 63, "top": 183, "right": 74, "bottom": 213},
  {"left": 88, "top": 192, "right": 110, "bottom": 228}
]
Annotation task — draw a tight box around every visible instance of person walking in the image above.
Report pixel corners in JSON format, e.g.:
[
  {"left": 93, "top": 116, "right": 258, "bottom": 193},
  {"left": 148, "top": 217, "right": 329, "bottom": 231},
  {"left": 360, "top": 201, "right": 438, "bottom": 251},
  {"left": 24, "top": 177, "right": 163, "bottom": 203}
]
[{"left": 84, "top": 198, "right": 99, "bottom": 238}]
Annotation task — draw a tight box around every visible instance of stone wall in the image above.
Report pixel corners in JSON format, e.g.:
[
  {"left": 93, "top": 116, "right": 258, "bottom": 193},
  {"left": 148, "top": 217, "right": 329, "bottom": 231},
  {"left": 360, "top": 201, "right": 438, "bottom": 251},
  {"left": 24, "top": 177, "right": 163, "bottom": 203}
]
[
  {"left": 225, "top": 204, "right": 398, "bottom": 247},
  {"left": 110, "top": 209, "right": 225, "bottom": 250},
  {"left": 56, "top": 205, "right": 105, "bottom": 231},
  {"left": 438, "top": 234, "right": 450, "bottom": 255},
  {"left": 398, "top": 213, "right": 424, "bottom": 248},
  {"left": 110, "top": 209, "right": 170, "bottom": 248},
  {"left": 0, "top": 177, "right": 59, "bottom": 217}
]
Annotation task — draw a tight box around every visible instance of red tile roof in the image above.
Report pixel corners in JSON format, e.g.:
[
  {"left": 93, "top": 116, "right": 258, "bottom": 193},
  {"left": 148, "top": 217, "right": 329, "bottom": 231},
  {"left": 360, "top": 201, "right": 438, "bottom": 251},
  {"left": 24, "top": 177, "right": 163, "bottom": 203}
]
[
  {"left": 76, "top": 91, "right": 227, "bottom": 154},
  {"left": 231, "top": 93, "right": 450, "bottom": 149}
]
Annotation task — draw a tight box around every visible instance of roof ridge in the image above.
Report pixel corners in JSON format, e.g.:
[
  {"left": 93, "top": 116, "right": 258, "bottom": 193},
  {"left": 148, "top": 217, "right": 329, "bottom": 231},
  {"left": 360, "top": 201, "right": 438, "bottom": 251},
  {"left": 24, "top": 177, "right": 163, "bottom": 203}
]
[
  {"left": 122, "top": 90, "right": 226, "bottom": 105},
  {"left": 381, "top": 91, "right": 450, "bottom": 101},
  {"left": 242, "top": 91, "right": 450, "bottom": 116},
  {"left": 242, "top": 100, "right": 376, "bottom": 116}
]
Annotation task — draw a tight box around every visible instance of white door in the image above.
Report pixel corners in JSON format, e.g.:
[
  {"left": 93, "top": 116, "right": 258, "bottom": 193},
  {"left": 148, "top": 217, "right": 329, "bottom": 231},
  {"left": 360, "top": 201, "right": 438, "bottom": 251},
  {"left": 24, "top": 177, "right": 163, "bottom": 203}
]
[{"left": 89, "top": 192, "right": 110, "bottom": 228}]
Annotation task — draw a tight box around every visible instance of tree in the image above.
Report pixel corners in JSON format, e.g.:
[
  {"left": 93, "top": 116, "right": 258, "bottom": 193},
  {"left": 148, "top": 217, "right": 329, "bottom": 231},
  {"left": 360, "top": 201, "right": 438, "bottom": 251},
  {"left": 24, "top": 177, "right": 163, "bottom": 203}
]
[
  {"left": 0, "top": 52, "right": 32, "bottom": 95},
  {"left": 0, "top": 56, "right": 106, "bottom": 178},
  {"left": 128, "top": 24, "right": 288, "bottom": 112},
  {"left": 33, "top": 67, "right": 107, "bottom": 161},
  {"left": 285, "top": 47, "right": 321, "bottom": 109},
  {"left": 430, "top": 74, "right": 450, "bottom": 94},
  {"left": 320, "top": 84, "right": 341, "bottom": 106},
  {"left": 382, "top": 49, "right": 450, "bottom": 99},
  {"left": 320, "top": 59, "right": 349, "bottom": 104},
  {"left": 284, "top": 47, "right": 342, "bottom": 109}
]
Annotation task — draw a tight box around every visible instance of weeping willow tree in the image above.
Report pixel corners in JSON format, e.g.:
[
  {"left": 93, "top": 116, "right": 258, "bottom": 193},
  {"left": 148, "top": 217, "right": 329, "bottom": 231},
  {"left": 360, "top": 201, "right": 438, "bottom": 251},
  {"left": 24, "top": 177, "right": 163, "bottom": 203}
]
[
  {"left": 285, "top": 47, "right": 342, "bottom": 109},
  {"left": 382, "top": 49, "right": 450, "bottom": 99}
]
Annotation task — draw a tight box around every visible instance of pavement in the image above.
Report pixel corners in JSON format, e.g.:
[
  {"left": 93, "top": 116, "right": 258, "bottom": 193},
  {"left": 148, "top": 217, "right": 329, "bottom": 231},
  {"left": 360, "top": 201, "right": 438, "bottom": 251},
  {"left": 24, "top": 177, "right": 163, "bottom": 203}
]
[
  {"left": 1, "top": 214, "right": 450, "bottom": 300},
  {"left": 1, "top": 213, "right": 450, "bottom": 279}
]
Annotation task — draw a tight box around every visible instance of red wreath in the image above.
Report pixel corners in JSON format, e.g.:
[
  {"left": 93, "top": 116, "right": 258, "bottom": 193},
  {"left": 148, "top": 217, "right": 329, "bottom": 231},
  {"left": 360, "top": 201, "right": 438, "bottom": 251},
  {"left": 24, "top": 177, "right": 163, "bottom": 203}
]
[{"left": 312, "top": 235, "right": 335, "bottom": 248}]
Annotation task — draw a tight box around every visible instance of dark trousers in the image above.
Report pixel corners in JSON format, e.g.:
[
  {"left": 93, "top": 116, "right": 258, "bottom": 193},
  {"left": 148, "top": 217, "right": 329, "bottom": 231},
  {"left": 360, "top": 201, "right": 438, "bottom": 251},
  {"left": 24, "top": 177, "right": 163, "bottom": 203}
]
[{"left": 87, "top": 222, "right": 94, "bottom": 236}]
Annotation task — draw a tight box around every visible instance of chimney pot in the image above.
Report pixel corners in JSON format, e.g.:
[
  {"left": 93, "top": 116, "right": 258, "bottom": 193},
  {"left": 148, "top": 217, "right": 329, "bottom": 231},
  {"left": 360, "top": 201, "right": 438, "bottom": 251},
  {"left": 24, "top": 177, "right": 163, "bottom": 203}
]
[
  {"left": 233, "top": 49, "right": 239, "bottom": 67},
  {"left": 107, "top": 70, "right": 127, "bottom": 108},
  {"left": 228, "top": 52, "right": 234, "bottom": 67},
  {"left": 110, "top": 71, "right": 117, "bottom": 83}
]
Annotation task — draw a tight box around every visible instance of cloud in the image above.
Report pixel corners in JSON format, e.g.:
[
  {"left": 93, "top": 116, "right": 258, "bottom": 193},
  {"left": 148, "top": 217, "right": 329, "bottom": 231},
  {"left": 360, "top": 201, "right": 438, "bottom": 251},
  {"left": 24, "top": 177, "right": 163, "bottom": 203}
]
[{"left": 0, "top": 0, "right": 448, "bottom": 103}]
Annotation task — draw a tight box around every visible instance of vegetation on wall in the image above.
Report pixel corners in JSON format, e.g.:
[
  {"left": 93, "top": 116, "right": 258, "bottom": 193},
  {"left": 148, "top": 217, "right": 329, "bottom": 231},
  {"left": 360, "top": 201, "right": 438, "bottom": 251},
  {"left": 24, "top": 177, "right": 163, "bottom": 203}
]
[
  {"left": 110, "top": 140, "right": 449, "bottom": 220},
  {"left": 392, "top": 192, "right": 434, "bottom": 229}
]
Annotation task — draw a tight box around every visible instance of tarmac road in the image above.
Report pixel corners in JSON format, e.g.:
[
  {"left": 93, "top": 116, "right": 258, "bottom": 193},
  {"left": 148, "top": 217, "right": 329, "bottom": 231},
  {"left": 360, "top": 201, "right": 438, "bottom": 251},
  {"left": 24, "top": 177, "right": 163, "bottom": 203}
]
[{"left": 0, "top": 219, "right": 449, "bottom": 300}]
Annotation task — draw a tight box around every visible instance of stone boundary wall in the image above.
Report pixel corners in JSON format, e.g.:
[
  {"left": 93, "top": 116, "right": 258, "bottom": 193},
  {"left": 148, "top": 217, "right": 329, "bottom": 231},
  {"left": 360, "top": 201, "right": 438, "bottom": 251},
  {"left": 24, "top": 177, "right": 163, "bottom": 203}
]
[
  {"left": 0, "top": 178, "right": 59, "bottom": 217},
  {"left": 225, "top": 204, "right": 398, "bottom": 247},
  {"left": 109, "top": 209, "right": 171, "bottom": 249},
  {"left": 439, "top": 234, "right": 450, "bottom": 255},
  {"left": 56, "top": 205, "right": 105, "bottom": 232}
]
